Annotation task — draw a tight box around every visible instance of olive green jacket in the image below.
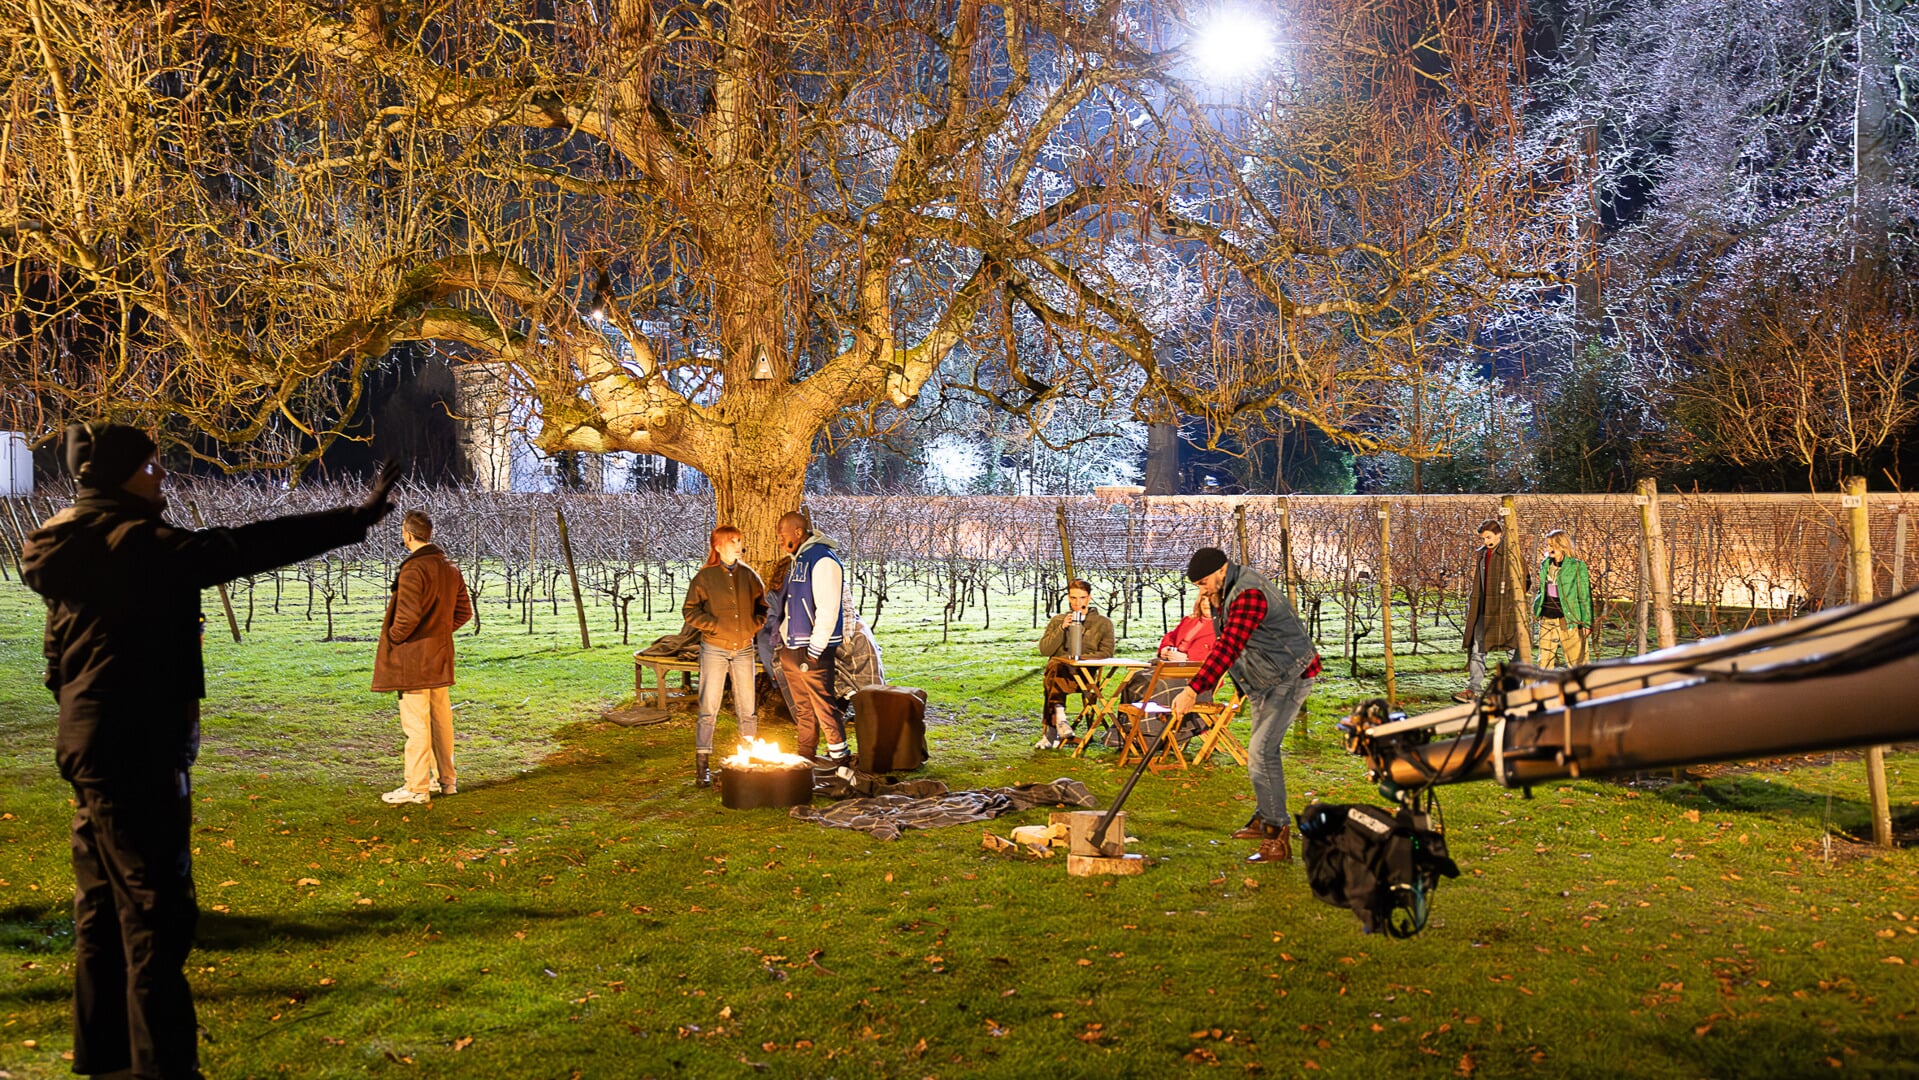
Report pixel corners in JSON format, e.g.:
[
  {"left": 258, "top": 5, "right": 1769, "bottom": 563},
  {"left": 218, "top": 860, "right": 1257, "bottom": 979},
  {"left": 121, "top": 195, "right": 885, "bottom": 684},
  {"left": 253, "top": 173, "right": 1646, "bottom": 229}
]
[{"left": 1037, "top": 608, "right": 1115, "bottom": 660}]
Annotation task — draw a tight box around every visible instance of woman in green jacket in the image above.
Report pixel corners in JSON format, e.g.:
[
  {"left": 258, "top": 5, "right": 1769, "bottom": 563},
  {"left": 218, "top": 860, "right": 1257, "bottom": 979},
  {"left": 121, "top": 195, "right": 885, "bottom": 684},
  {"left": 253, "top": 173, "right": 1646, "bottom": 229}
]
[{"left": 1534, "top": 529, "right": 1593, "bottom": 666}]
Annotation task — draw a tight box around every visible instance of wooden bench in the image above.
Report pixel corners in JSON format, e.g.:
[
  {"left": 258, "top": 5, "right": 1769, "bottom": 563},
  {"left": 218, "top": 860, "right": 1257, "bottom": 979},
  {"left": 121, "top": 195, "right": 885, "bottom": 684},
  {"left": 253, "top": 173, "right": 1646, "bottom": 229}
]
[{"left": 633, "top": 652, "right": 767, "bottom": 712}]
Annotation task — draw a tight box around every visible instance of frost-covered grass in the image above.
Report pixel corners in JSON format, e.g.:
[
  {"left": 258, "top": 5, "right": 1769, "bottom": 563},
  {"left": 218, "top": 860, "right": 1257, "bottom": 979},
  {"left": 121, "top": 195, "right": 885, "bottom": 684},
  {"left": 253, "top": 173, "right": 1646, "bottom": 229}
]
[{"left": 0, "top": 575, "right": 1915, "bottom": 1079}]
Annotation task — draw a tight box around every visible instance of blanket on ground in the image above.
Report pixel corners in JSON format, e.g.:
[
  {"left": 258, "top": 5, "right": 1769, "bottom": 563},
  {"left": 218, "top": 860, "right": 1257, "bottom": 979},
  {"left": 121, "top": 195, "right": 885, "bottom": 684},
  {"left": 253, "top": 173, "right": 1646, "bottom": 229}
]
[{"left": 789, "top": 777, "right": 1096, "bottom": 841}]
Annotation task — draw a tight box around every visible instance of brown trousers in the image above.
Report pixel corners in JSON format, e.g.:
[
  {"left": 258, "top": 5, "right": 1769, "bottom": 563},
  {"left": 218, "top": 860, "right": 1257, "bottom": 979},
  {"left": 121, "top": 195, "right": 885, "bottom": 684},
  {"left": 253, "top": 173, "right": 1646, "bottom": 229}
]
[
  {"left": 779, "top": 645, "right": 843, "bottom": 758},
  {"left": 1040, "top": 658, "right": 1080, "bottom": 728}
]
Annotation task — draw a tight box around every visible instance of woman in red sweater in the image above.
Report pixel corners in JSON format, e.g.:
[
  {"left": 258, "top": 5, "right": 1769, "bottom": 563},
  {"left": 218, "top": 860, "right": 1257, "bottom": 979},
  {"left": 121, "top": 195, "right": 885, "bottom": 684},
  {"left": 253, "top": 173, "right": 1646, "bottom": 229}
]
[
  {"left": 1157, "top": 594, "right": 1216, "bottom": 666},
  {"left": 1108, "top": 596, "right": 1216, "bottom": 746}
]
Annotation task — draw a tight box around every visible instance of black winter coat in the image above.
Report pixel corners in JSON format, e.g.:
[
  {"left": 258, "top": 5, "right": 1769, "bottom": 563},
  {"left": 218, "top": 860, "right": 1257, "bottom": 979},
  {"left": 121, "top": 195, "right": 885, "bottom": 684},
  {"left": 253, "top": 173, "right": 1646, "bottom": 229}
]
[{"left": 22, "top": 487, "right": 375, "bottom": 787}]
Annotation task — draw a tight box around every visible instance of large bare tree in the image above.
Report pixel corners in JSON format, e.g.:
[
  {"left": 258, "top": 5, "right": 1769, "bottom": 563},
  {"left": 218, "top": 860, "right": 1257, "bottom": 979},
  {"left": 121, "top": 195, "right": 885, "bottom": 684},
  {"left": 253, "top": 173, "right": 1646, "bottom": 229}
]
[{"left": 2, "top": 0, "right": 1566, "bottom": 547}]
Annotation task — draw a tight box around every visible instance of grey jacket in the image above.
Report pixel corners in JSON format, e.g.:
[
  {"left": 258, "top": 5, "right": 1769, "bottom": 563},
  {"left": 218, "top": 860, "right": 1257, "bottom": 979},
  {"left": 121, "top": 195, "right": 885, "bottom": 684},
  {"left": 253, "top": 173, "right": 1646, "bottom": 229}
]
[{"left": 1215, "top": 563, "right": 1316, "bottom": 694}]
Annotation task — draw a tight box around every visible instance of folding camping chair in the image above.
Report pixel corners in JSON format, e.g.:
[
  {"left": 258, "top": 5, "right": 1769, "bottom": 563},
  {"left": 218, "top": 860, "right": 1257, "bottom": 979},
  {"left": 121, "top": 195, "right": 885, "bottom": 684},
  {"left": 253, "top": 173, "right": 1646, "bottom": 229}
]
[
  {"left": 1185, "top": 691, "right": 1249, "bottom": 767},
  {"left": 1113, "top": 661, "right": 1202, "bottom": 773}
]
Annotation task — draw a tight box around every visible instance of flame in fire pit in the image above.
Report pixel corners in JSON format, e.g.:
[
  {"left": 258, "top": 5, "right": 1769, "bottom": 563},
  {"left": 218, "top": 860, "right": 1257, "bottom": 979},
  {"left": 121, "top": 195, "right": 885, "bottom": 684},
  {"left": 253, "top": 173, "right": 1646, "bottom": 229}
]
[{"left": 723, "top": 738, "right": 811, "bottom": 769}]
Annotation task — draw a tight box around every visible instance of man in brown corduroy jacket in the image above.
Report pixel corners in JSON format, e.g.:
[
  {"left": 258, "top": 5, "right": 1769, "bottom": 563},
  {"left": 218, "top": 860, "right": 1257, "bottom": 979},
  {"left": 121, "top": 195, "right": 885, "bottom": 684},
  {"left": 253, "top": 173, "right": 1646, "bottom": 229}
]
[{"left": 373, "top": 509, "right": 472, "bottom": 805}]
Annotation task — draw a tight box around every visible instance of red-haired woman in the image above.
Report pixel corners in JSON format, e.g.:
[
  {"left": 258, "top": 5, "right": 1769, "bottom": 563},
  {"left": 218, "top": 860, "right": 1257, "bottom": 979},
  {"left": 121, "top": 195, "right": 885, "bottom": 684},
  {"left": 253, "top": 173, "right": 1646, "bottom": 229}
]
[{"left": 682, "top": 526, "right": 768, "bottom": 786}]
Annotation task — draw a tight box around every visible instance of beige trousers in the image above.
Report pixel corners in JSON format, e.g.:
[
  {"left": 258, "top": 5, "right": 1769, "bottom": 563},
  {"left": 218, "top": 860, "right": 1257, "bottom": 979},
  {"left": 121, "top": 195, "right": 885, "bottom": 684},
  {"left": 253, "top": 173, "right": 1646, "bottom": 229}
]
[
  {"left": 1536, "top": 618, "right": 1588, "bottom": 668},
  {"left": 399, "top": 687, "right": 456, "bottom": 794}
]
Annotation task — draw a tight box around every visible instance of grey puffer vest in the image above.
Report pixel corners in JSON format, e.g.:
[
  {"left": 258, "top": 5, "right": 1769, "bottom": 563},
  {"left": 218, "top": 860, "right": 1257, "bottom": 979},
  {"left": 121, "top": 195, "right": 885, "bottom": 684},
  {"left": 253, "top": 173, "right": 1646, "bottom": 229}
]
[{"left": 1215, "top": 563, "right": 1317, "bottom": 694}]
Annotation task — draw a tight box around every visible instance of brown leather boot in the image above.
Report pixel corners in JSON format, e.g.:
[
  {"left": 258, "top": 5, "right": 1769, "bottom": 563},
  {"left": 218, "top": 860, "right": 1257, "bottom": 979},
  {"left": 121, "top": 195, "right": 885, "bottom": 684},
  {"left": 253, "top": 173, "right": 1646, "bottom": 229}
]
[
  {"left": 1246, "top": 823, "right": 1292, "bottom": 864},
  {"left": 1229, "top": 814, "right": 1266, "bottom": 840}
]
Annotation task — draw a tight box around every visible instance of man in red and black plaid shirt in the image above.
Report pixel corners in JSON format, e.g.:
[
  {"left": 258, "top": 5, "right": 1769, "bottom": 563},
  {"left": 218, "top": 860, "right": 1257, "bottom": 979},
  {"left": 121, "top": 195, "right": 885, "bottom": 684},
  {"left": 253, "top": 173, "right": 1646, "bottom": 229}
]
[{"left": 1171, "top": 547, "right": 1320, "bottom": 863}]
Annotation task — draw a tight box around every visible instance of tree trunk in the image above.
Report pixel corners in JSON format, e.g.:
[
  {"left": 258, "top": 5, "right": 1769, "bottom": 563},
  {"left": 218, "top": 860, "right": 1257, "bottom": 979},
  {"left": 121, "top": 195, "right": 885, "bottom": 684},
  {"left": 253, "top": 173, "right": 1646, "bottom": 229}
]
[
  {"left": 1854, "top": 0, "right": 1891, "bottom": 257},
  {"left": 1143, "top": 422, "right": 1180, "bottom": 495},
  {"left": 709, "top": 449, "right": 811, "bottom": 572}
]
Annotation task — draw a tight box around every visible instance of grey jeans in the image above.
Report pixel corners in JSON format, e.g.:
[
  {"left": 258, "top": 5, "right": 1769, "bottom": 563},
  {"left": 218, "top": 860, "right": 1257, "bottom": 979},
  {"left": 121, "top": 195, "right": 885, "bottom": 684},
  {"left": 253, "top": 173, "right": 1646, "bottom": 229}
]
[
  {"left": 697, "top": 641, "right": 757, "bottom": 753},
  {"left": 1466, "top": 626, "right": 1516, "bottom": 695},
  {"left": 1246, "top": 677, "right": 1314, "bottom": 828}
]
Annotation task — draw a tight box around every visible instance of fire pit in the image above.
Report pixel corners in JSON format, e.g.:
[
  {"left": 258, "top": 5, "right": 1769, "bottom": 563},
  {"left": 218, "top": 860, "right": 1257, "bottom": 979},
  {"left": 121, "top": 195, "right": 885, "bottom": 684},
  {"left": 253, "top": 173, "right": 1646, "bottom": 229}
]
[{"left": 718, "top": 739, "right": 815, "bottom": 810}]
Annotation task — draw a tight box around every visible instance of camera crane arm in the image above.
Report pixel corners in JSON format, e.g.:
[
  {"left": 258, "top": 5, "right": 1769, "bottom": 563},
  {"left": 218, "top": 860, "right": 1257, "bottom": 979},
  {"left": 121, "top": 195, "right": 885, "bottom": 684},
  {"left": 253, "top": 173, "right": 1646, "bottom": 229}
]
[{"left": 1341, "top": 589, "right": 1919, "bottom": 794}]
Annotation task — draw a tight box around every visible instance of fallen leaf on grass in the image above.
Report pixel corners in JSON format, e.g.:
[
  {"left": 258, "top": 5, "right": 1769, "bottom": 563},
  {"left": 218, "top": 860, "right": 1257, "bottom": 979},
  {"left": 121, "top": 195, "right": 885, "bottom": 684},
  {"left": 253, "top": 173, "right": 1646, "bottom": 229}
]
[
  {"left": 296, "top": 878, "right": 320, "bottom": 887},
  {"left": 985, "top": 1019, "right": 1009, "bottom": 1037},
  {"left": 1458, "top": 1053, "right": 1475, "bottom": 1076},
  {"left": 452, "top": 1036, "right": 473, "bottom": 1052}
]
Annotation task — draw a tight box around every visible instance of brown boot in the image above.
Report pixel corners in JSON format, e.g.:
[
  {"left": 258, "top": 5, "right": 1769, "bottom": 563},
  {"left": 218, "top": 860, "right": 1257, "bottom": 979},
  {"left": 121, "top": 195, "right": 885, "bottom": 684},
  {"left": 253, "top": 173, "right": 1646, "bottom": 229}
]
[
  {"left": 1246, "top": 823, "right": 1292, "bottom": 864},
  {"left": 1229, "top": 814, "right": 1266, "bottom": 840}
]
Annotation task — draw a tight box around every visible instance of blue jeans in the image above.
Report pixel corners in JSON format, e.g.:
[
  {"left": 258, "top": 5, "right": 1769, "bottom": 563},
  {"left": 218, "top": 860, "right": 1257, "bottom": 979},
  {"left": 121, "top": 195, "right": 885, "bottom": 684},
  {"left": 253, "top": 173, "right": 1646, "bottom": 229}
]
[
  {"left": 1246, "top": 677, "right": 1314, "bottom": 828},
  {"left": 697, "top": 642, "right": 757, "bottom": 753}
]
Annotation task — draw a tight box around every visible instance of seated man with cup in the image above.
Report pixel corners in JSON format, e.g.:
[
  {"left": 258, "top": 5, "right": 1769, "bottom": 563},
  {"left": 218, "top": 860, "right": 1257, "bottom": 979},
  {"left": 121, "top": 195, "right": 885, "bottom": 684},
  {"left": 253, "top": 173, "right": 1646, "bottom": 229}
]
[{"left": 1034, "top": 579, "right": 1114, "bottom": 749}]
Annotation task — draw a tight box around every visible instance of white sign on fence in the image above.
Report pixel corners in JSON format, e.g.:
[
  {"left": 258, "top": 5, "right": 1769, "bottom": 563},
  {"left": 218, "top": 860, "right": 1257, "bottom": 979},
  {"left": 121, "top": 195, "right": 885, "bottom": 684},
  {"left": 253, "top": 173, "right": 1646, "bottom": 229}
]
[{"left": 0, "top": 431, "right": 30, "bottom": 496}]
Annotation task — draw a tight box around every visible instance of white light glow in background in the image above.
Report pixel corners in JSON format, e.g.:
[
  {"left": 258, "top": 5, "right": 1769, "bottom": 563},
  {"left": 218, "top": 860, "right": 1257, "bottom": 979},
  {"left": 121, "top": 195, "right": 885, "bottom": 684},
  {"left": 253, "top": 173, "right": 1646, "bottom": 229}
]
[{"left": 1190, "top": 9, "right": 1277, "bottom": 82}]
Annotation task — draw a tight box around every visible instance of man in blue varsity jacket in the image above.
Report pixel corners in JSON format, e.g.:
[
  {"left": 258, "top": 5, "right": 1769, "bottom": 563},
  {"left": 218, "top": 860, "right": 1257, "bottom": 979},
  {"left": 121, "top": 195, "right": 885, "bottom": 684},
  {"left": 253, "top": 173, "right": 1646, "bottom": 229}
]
[{"left": 775, "top": 511, "right": 849, "bottom": 768}]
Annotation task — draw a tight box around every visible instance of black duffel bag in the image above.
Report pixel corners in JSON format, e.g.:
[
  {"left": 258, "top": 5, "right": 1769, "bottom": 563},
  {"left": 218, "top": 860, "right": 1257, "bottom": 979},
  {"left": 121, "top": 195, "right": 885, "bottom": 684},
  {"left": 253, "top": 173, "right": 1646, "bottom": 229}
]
[{"left": 1298, "top": 801, "right": 1459, "bottom": 938}]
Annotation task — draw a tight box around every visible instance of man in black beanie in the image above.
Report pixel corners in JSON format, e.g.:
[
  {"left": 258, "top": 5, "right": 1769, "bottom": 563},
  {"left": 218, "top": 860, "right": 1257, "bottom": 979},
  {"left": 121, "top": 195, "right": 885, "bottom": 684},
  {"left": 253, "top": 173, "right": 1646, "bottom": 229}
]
[
  {"left": 22, "top": 423, "right": 400, "bottom": 1080},
  {"left": 1171, "top": 546, "right": 1320, "bottom": 863}
]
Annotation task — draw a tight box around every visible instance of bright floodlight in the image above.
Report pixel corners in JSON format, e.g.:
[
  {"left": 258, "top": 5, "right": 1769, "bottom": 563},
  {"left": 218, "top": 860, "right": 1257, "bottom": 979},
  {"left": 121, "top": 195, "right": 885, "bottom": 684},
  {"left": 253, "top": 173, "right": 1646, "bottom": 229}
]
[{"left": 1191, "top": 10, "right": 1276, "bottom": 81}]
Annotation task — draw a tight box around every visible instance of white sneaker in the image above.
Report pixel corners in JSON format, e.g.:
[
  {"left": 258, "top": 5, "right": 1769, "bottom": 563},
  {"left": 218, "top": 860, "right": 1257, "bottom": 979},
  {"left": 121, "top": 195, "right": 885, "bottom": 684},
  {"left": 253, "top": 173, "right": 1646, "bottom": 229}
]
[
  {"left": 1034, "top": 732, "right": 1061, "bottom": 750},
  {"left": 381, "top": 787, "right": 429, "bottom": 805},
  {"left": 440, "top": 782, "right": 457, "bottom": 795}
]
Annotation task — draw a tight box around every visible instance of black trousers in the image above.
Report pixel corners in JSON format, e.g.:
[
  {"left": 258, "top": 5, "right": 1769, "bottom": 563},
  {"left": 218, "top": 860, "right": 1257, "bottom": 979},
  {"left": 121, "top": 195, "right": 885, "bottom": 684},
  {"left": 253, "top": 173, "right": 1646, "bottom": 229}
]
[
  {"left": 70, "top": 779, "right": 202, "bottom": 1079},
  {"left": 779, "top": 645, "right": 842, "bottom": 758}
]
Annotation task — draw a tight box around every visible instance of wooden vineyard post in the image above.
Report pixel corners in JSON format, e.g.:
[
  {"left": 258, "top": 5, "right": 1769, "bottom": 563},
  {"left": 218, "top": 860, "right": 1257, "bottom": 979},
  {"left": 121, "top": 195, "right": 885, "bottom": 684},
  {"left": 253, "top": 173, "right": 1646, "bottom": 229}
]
[
  {"left": 1234, "top": 502, "right": 1249, "bottom": 565},
  {"left": 1054, "top": 502, "right": 1076, "bottom": 583},
  {"left": 1844, "top": 477, "right": 1893, "bottom": 849},
  {"left": 1891, "top": 510, "right": 1909, "bottom": 592},
  {"left": 186, "top": 500, "right": 244, "bottom": 643},
  {"left": 1637, "top": 479, "right": 1677, "bottom": 650},
  {"left": 1379, "top": 499, "right": 1396, "bottom": 708},
  {"left": 555, "top": 507, "right": 592, "bottom": 649},
  {"left": 526, "top": 506, "right": 538, "bottom": 634},
  {"left": 1278, "top": 499, "right": 1298, "bottom": 609},
  {"left": 1635, "top": 515, "right": 1650, "bottom": 656},
  {"left": 1, "top": 497, "right": 28, "bottom": 578},
  {"left": 1500, "top": 495, "right": 1532, "bottom": 665}
]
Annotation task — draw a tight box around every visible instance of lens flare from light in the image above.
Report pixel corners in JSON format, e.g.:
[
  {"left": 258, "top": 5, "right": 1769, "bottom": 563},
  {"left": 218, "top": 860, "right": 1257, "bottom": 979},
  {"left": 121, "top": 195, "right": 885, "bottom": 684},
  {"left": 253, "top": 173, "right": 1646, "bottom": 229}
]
[{"left": 1191, "top": 10, "right": 1277, "bottom": 82}]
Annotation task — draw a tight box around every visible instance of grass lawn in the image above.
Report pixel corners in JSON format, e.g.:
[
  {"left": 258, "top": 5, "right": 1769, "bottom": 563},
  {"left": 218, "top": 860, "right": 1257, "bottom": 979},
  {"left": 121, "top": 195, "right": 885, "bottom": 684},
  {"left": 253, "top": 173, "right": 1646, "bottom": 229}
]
[{"left": 1, "top": 570, "right": 1916, "bottom": 1079}]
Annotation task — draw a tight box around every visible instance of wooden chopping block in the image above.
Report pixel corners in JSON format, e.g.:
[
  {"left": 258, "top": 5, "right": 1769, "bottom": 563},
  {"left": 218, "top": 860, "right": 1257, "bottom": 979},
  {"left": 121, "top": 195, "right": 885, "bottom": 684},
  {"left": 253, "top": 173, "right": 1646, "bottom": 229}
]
[
  {"left": 1066, "top": 852, "right": 1146, "bottom": 877},
  {"left": 1050, "top": 810, "right": 1126, "bottom": 858}
]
